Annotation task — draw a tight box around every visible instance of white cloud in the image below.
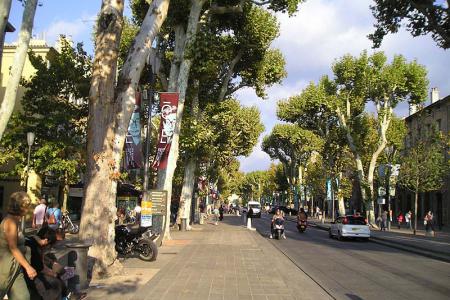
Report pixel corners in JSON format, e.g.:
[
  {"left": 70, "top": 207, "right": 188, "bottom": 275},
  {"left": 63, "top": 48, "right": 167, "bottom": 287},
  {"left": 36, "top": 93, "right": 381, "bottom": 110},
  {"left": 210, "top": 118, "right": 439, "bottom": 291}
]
[
  {"left": 237, "top": 0, "right": 450, "bottom": 173},
  {"left": 43, "top": 14, "right": 96, "bottom": 51}
]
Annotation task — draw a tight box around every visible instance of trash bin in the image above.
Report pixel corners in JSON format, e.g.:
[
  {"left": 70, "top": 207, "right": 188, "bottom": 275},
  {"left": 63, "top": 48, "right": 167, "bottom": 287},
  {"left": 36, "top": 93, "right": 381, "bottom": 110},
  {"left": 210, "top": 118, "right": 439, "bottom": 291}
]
[
  {"left": 65, "top": 241, "right": 92, "bottom": 291},
  {"left": 180, "top": 218, "right": 187, "bottom": 231}
]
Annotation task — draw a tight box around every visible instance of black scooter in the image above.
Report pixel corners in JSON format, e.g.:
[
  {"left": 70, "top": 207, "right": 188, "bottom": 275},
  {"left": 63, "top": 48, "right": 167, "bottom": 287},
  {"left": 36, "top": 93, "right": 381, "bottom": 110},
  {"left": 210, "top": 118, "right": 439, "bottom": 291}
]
[
  {"left": 297, "top": 219, "right": 307, "bottom": 233},
  {"left": 115, "top": 224, "right": 159, "bottom": 261}
]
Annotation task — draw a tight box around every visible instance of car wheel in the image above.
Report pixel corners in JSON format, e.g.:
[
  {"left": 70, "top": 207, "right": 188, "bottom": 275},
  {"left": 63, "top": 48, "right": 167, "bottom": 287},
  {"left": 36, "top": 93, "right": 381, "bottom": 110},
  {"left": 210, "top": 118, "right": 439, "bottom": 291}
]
[
  {"left": 362, "top": 237, "right": 369, "bottom": 242},
  {"left": 337, "top": 231, "right": 343, "bottom": 241}
]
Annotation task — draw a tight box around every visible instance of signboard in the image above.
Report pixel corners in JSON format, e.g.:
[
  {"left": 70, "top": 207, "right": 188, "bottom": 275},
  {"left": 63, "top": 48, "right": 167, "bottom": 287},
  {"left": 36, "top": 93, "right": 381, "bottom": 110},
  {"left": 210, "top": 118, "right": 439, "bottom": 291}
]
[
  {"left": 141, "top": 200, "right": 153, "bottom": 227},
  {"left": 377, "top": 197, "right": 385, "bottom": 205},
  {"left": 147, "top": 190, "right": 167, "bottom": 216},
  {"left": 378, "top": 187, "right": 386, "bottom": 197}
]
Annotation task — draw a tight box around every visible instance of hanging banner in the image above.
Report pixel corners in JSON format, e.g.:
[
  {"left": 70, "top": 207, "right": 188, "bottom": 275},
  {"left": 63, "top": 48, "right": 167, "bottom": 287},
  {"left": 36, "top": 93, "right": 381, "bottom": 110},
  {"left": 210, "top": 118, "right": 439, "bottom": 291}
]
[
  {"left": 326, "top": 179, "right": 332, "bottom": 201},
  {"left": 123, "top": 91, "right": 143, "bottom": 169},
  {"left": 152, "top": 92, "right": 179, "bottom": 170},
  {"left": 141, "top": 198, "right": 153, "bottom": 227}
]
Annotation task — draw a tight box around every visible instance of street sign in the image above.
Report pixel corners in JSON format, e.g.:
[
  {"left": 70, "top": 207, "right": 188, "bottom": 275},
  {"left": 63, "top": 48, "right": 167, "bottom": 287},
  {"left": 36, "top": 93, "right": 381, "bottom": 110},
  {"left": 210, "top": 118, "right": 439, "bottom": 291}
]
[
  {"left": 377, "top": 197, "right": 385, "bottom": 205},
  {"left": 149, "top": 190, "right": 167, "bottom": 216},
  {"left": 378, "top": 187, "right": 386, "bottom": 197},
  {"left": 389, "top": 186, "right": 396, "bottom": 197}
]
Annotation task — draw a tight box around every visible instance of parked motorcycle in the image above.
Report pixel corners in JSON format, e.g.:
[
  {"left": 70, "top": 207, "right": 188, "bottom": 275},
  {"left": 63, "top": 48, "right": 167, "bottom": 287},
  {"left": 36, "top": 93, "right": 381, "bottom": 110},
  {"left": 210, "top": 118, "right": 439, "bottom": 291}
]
[
  {"left": 115, "top": 224, "right": 159, "bottom": 261},
  {"left": 273, "top": 218, "right": 285, "bottom": 240},
  {"left": 297, "top": 219, "right": 307, "bottom": 233},
  {"left": 61, "top": 211, "right": 79, "bottom": 234}
]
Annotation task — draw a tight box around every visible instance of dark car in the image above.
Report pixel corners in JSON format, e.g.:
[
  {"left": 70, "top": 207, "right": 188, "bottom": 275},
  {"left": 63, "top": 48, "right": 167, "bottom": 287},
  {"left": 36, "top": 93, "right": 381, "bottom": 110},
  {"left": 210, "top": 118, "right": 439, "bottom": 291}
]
[{"left": 269, "top": 206, "right": 297, "bottom": 216}]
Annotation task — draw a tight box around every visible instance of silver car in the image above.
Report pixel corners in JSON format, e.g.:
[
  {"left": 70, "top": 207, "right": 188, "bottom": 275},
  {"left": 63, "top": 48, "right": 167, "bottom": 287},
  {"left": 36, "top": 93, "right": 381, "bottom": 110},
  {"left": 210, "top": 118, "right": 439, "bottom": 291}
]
[{"left": 329, "top": 215, "right": 370, "bottom": 240}]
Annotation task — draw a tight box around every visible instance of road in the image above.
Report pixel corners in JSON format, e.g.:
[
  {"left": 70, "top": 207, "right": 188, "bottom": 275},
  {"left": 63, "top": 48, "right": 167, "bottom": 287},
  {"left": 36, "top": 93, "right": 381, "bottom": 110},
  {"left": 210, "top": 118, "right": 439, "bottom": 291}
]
[{"left": 251, "top": 214, "right": 450, "bottom": 300}]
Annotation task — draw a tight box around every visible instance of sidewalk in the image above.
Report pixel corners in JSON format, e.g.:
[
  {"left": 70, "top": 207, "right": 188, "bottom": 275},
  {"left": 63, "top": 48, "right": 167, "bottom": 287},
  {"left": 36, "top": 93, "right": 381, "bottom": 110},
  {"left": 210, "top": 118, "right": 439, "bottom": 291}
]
[
  {"left": 308, "top": 219, "right": 450, "bottom": 263},
  {"left": 85, "top": 215, "right": 332, "bottom": 300}
]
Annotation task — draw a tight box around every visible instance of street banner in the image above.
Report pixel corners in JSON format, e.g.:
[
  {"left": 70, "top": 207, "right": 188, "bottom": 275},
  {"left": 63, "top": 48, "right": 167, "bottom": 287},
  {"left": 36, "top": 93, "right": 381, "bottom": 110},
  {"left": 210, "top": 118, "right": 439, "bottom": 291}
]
[
  {"left": 152, "top": 92, "right": 179, "bottom": 170},
  {"left": 141, "top": 199, "right": 153, "bottom": 227},
  {"left": 123, "top": 91, "right": 143, "bottom": 169},
  {"left": 326, "top": 179, "right": 332, "bottom": 201}
]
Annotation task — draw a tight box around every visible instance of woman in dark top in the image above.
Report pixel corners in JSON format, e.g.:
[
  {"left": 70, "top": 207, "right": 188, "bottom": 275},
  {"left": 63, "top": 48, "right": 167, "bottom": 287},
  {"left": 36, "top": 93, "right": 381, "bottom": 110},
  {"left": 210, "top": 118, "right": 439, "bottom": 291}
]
[{"left": 24, "top": 227, "right": 67, "bottom": 300}]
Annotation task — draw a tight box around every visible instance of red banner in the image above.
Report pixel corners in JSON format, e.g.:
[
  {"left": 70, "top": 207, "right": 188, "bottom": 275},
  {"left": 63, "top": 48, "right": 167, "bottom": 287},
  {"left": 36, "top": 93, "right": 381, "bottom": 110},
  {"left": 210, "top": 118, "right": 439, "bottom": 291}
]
[{"left": 152, "top": 92, "right": 179, "bottom": 170}]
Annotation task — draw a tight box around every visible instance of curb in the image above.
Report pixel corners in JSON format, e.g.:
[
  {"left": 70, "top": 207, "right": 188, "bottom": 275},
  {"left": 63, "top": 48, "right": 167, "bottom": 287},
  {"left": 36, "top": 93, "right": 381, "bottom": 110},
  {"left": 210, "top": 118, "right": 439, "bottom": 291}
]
[{"left": 310, "top": 222, "right": 450, "bottom": 264}]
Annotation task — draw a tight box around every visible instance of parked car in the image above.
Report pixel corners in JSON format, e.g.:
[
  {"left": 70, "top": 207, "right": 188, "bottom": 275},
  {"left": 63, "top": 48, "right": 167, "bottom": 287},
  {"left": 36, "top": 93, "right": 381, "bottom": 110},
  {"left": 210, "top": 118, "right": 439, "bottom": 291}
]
[{"left": 329, "top": 215, "right": 370, "bottom": 241}]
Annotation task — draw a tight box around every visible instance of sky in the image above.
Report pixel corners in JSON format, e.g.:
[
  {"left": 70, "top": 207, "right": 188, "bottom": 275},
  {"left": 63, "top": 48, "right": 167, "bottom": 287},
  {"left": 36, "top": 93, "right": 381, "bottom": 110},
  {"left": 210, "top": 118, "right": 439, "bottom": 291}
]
[{"left": 6, "top": 0, "right": 450, "bottom": 173}]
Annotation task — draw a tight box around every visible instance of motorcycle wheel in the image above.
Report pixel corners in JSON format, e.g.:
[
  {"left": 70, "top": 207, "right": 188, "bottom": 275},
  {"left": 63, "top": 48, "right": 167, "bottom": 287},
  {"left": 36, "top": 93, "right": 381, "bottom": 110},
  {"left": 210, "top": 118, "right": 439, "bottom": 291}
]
[
  {"left": 138, "top": 238, "right": 158, "bottom": 261},
  {"left": 276, "top": 230, "right": 281, "bottom": 240},
  {"left": 70, "top": 224, "right": 79, "bottom": 234}
]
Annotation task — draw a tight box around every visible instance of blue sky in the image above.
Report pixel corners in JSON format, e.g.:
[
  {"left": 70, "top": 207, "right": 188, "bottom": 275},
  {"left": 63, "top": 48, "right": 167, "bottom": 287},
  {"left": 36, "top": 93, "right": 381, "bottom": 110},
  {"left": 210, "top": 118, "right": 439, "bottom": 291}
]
[{"left": 7, "top": 0, "right": 450, "bottom": 173}]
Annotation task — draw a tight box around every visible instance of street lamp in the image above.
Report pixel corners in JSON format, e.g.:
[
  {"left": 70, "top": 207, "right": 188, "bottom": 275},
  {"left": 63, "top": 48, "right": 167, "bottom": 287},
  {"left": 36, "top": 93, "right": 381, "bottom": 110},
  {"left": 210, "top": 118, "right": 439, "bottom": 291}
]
[
  {"left": 23, "top": 132, "right": 35, "bottom": 232},
  {"left": 384, "top": 145, "right": 394, "bottom": 231}
]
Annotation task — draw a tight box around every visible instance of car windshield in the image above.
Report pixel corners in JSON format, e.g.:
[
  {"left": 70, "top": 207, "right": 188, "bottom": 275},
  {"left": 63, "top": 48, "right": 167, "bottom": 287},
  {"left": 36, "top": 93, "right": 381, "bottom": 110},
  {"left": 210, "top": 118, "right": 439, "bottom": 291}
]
[
  {"left": 347, "top": 216, "right": 367, "bottom": 225},
  {"left": 249, "top": 204, "right": 260, "bottom": 209}
]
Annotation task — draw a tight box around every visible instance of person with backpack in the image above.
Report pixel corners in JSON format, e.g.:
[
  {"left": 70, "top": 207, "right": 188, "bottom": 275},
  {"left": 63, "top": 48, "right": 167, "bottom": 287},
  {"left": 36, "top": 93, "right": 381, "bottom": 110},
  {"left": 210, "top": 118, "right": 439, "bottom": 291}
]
[
  {"left": 32, "top": 198, "right": 48, "bottom": 229},
  {"left": 46, "top": 202, "right": 62, "bottom": 230}
]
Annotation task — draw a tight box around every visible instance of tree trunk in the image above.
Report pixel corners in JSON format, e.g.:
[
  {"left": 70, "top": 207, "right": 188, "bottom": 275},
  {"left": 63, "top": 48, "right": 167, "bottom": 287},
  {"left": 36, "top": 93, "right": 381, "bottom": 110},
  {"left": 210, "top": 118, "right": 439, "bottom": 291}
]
[
  {"left": 337, "top": 173, "right": 345, "bottom": 216},
  {"left": 0, "top": 0, "right": 38, "bottom": 140},
  {"left": 414, "top": 186, "right": 419, "bottom": 235},
  {"left": 157, "top": 0, "right": 206, "bottom": 242},
  {"left": 0, "top": 0, "right": 12, "bottom": 74},
  {"left": 79, "top": 0, "right": 124, "bottom": 278},
  {"left": 62, "top": 171, "right": 69, "bottom": 212},
  {"left": 79, "top": 0, "right": 170, "bottom": 278},
  {"left": 176, "top": 80, "right": 200, "bottom": 229}
]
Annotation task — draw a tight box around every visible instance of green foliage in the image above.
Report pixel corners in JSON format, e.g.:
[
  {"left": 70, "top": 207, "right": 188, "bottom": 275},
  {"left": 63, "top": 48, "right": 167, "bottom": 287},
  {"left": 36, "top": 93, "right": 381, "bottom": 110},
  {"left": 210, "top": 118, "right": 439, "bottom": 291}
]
[
  {"left": 0, "top": 38, "right": 90, "bottom": 184},
  {"left": 398, "top": 133, "right": 449, "bottom": 194},
  {"left": 118, "top": 17, "right": 139, "bottom": 68},
  {"left": 369, "top": 0, "right": 450, "bottom": 49}
]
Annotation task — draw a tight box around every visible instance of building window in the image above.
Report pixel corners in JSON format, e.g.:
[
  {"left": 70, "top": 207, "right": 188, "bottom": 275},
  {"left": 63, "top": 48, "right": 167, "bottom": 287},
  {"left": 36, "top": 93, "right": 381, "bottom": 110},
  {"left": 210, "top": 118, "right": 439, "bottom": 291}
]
[{"left": 436, "top": 119, "right": 442, "bottom": 132}]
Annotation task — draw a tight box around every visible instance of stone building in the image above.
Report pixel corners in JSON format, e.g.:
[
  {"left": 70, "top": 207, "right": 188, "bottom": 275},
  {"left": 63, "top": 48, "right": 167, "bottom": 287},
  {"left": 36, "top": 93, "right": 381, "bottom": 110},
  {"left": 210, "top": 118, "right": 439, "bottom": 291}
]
[{"left": 397, "top": 88, "right": 450, "bottom": 228}]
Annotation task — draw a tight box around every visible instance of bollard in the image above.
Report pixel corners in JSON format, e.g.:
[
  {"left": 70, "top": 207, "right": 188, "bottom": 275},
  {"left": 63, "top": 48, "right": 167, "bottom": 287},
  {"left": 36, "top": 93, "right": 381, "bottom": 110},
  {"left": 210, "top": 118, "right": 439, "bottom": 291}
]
[
  {"left": 247, "top": 217, "right": 252, "bottom": 229},
  {"left": 65, "top": 241, "right": 92, "bottom": 292},
  {"left": 180, "top": 218, "right": 187, "bottom": 231},
  {"left": 199, "top": 213, "right": 205, "bottom": 225}
]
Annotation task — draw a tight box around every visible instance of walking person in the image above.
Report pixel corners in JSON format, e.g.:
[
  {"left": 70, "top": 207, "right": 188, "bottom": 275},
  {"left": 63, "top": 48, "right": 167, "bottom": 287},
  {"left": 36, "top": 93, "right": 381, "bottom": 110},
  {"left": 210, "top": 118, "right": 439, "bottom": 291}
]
[
  {"left": 405, "top": 210, "right": 412, "bottom": 230},
  {"left": 32, "top": 198, "right": 48, "bottom": 229},
  {"left": 396, "top": 212, "right": 404, "bottom": 229},
  {"left": 424, "top": 211, "right": 436, "bottom": 236},
  {"left": 213, "top": 206, "right": 220, "bottom": 225},
  {"left": 381, "top": 210, "right": 388, "bottom": 231},
  {"left": 0, "top": 191, "right": 37, "bottom": 300}
]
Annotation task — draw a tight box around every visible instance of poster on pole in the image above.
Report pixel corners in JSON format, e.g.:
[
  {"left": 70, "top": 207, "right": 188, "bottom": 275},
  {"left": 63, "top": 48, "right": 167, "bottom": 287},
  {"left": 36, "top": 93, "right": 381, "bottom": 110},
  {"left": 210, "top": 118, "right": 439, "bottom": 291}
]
[
  {"left": 123, "top": 91, "right": 143, "bottom": 169},
  {"left": 141, "top": 199, "right": 153, "bottom": 227},
  {"left": 326, "top": 179, "right": 332, "bottom": 201},
  {"left": 152, "top": 92, "right": 179, "bottom": 170}
]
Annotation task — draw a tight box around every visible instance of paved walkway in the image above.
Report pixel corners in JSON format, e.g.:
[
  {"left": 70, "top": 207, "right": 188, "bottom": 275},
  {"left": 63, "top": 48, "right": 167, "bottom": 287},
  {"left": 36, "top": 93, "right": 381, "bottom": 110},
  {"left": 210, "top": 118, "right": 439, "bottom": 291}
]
[{"left": 86, "top": 215, "right": 331, "bottom": 300}]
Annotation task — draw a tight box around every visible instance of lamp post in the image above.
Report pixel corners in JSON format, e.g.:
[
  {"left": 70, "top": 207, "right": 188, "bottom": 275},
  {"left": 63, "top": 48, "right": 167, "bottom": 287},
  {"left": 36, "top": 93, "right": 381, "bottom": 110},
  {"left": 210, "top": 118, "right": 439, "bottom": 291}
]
[
  {"left": 384, "top": 145, "right": 395, "bottom": 231},
  {"left": 23, "top": 132, "right": 35, "bottom": 232}
]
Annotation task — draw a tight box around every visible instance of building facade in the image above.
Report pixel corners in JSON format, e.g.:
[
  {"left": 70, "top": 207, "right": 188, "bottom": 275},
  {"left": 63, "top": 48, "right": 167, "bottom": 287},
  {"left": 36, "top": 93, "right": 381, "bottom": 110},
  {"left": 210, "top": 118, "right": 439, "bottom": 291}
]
[{"left": 397, "top": 89, "right": 450, "bottom": 228}]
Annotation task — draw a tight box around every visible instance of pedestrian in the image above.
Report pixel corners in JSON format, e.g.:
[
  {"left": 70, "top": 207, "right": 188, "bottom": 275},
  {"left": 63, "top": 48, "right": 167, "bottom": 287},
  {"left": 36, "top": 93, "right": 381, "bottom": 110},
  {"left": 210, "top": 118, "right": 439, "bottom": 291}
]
[
  {"left": 219, "top": 205, "right": 224, "bottom": 221},
  {"left": 0, "top": 191, "right": 37, "bottom": 299},
  {"left": 33, "top": 198, "right": 48, "bottom": 229},
  {"left": 46, "top": 202, "right": 62, "bottom": 231},
  {"left": 424, "top": 211, "right": 436, "bottom": 236},
  {"left": 24, "top": 227, "right": 69, "bottom": 300},
  {"left": 405, "top": 210, "right": 412, "bottom": 230},
  {"left": 396, "top": 212, "right": 404, "bottom": 229},
  {"left": 213, "top": 207, "right": 220, "bottom": 225},
  {"left": 315, "top": 206, "right": 321, "bottom": 219},
  {"left": 381, "top": 210, "right": 387, "bottom": 231}
]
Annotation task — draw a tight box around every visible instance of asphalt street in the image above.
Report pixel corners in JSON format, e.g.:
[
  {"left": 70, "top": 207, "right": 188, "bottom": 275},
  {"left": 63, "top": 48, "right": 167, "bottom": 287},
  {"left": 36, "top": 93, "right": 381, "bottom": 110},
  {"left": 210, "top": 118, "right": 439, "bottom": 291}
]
[{"left": 251, "top": 214, "right": 450, "bottom": 300}]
